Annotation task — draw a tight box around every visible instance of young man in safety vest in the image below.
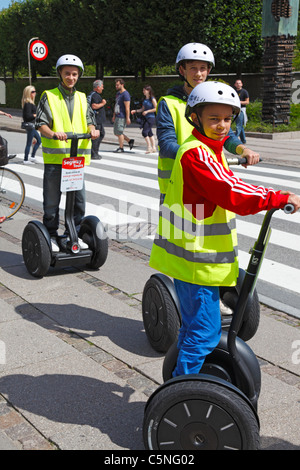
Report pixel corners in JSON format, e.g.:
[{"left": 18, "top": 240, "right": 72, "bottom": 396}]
[
  {"left": 35, "top": 54, "right": 99, "bottom": 253},
  {"left": 150, "top": 81, "right": 300, "bottom": 378},
  {"left": 156, "top": 43, "right": 260, "bottom": 203}
]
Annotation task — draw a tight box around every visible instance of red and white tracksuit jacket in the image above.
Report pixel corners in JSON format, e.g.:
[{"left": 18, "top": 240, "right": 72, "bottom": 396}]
[{"left": 181, "top": 129, "right": 289, "bottom": 220}]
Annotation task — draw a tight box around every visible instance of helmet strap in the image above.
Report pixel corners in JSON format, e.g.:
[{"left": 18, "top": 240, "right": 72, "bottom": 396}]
[
  {"left": 183, "top": 78, "right": 193, "bottom": 91},
  {"left": 186, "top": 108, "right": 205, "bottom": 135}
]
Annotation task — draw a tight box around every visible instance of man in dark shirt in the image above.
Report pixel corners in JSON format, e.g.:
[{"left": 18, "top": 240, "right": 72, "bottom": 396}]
[
  {"left": 89, "top": 80, "right": 106, "bottom": 160},
  {"left": 234, "top": 79, "right": 249, "bottom": 144},
  {"left": 112, "top": 79, "right": 134, "bottom": 152}
]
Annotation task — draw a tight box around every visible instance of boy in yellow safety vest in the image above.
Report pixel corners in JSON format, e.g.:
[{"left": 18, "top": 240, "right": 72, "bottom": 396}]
[
  {"left": 36, "top": 54, "right": 99, "bottom": 253},
  {"left": 156, "top": 43, "right": 260, "bottom": 203},
  {"left": 150, "top": 81, "right": 300, "bottom": 377}
]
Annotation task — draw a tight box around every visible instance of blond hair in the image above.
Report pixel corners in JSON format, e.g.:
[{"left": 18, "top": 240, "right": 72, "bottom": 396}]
[{"left": 21, "top": 85, "right": 36, "bottom": 108}]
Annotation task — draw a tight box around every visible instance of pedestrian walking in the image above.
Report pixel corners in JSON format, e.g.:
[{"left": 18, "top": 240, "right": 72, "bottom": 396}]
[
  {"left": 131, "top": 85, "right": 157, "bottom": 154},
  {"left": 21, "top": 85, "right": 41, "bottom": 165},
  {"left": 234, "top": 79, "right": 249, "bottom": 144},
  {"left": 112, "top": 79, "right": 134, "bottom": 152},
  {"left": 88, "top": 79, "right": 106, "bottom": 160}
]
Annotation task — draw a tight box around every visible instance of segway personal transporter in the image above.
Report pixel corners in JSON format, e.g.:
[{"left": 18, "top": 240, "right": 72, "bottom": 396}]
[
  {"left": 22, "top": 133, "right": 108, "bottom": 277},
  {"left": 142, "top": 157, "right": 260, "bottom": 352},
  {"left": 143, "top": 203, "right": 295, "bottom": 450}
]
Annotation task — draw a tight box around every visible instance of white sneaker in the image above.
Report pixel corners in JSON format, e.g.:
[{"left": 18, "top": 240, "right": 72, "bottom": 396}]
[
  {"left": 50, "top": 238, "right": 60, "bottom": 253},
  {"left": 23, "top": 160, "right": 34, "bottom": 165},
  {"left": 30, "top": 157, "right": 37, "bottom": 163},
  {"left": 78, "top": 237, "right": 89, "bottom": 249},
  {"left": 220, "top": 299, "right": 233, "bottom": 316}
]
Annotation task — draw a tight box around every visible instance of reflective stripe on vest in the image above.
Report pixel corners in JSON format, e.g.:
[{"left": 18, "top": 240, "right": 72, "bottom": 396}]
[
  {"left": 153, "top": 234, "right": 238, "bottom": 264},
  {"left": 157, "top": 95, "right": 193, "bottom": 195},
  {"left": 150, "top": 135, "right": 239, "bottom": 286},
  {"left": 41, "top": 88, "right": 91, "bottom": 165},
  {"left": 160, "top": 204, "right": 236, "bottom": 237}
]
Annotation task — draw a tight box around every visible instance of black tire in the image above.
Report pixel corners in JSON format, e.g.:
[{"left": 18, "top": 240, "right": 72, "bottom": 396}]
[
  {"left": 144, "top": 380, "right": 260, "bottom": 450},
  {"left": 78, "top": 216, "right": 108, "bottom": 269},
  {"left": 142, "top": 277, "right": 180, "bottom": 353},
  {"left": 22, "top": 223, "right": 51, "bottom": 278},
  {"left": 220, "top": 269, "right": 260, "bottom": 341}
]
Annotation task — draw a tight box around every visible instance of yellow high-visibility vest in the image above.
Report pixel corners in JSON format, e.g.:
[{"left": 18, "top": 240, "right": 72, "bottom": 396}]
[
  {"left": 41, "top": 88, "right": 91, "bottom": 165},
  {"left": 157, "top": 95, "right": 193, "bottom": 195},
  {"left": 150, "top": 134, "right": 239, "bottom": 286}
]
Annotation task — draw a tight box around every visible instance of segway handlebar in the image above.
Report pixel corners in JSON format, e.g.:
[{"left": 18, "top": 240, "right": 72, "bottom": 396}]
[
  {"left": 52, "top": 132, "right": 91, "bottom": 140},
  {"left": 227, "top": 156, "right": 262, "bottom": 166},
  {"left": 283, "top": 203, "right": 295, "bottom": 214}
]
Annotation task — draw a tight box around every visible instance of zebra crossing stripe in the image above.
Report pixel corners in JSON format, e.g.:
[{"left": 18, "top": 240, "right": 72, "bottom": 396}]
[
  {"left": 236, "top": 219, "right": 300, "bottom": 252},
  {"left": 238, "top": 250, "right": 300, "bottom": 295}
]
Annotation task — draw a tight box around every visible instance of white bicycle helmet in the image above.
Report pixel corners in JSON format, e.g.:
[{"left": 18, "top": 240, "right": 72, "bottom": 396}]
[
  {"left": 186, "top": 81, "right": 241, "bottom": 117},
  {"left": 176, "top": 43, "right": 215, "bottom": 74},
  {"left": 56, "top": 54, "right": 84, "bottom": 77},
  {"left": 185, "top": 81, "right": 240, "bottom": 132}
]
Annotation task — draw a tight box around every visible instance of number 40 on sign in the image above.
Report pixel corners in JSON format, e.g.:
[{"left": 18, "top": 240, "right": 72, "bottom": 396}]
[{"left": 30, "top": 40, "right": 48, "bottom": 61}]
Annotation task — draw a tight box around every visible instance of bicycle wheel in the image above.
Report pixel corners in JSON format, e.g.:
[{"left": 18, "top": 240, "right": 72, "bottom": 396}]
[{"left": 0, "top": 167, "right": 25, "bottom": 218}]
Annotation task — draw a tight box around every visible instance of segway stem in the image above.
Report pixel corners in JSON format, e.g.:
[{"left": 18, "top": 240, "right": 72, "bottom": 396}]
[
  {"left": 62, "top": 136, "right": 79, "bottom": 247},
  {"left": 228, "top": 205, "right": 294, "bottom": 407},
  {"left": 62, "top": 134, "right": 90, "bottom": 248},
  {"left": 228, "top": 208, "right": 278, "bottom": 406}
]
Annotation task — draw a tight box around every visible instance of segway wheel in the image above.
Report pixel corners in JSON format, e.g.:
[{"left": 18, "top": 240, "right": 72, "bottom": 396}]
[
  {"left": 142, "top": 277, "right": 180, "bottom": 353},
  {"left": 144, "top": 380, "right": 260, "bottom": 450},
  {"left": 22, "top": 223, "right": 51, "bottom": 278},
  {"left": 79, "top": 216, "right": 108, "bottom": 269},
  {"left": 220, "top": 268, "right": 260, "bottom": 341}
]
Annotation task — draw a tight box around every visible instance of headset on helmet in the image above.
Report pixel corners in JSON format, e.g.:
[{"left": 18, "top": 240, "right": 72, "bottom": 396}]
[
  {"left": 56, "top": 54, "right": 84, "bottom": 77},
  {"left": 185, "top": 81, "right": 241, "bottom": 131},
  {"left": 176, "top": 43, "right": 215, "bottom": 75}
]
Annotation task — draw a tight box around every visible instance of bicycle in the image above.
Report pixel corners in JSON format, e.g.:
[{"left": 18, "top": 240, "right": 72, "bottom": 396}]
[{"left": 0, "top": 136, "right": 25, "bottom": 222}]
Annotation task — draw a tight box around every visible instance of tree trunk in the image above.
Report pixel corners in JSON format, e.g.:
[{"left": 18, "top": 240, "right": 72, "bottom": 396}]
[{"left": 96, "top": 59, "right": 104, "bottom": 79}]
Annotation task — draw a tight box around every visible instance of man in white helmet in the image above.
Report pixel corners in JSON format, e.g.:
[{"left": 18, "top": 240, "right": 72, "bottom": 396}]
[
  {"left": 156, "top": 43, "right": 260, "bottom": 203},
  {"left": 35, "top": 54, "right": 99, "bottom": 252},
  {"left": 150, "top": 81, "right": 300, "bottom": 377}
]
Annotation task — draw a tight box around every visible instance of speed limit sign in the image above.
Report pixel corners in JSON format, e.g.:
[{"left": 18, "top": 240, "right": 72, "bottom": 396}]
[{"left": 30, "top": 40, "right": 48, "bottom": 61}]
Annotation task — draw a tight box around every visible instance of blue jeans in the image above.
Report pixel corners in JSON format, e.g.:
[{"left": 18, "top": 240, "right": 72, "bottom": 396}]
[
  {"left": 24, "top": 128, "right": 41, "bottom": 161},
  {"left": 172, "top": 280, "right": 221, "bottom": 377},
  {"left": 142, "top": 117, "right": 155, "bottom": 138},
  {"left": 43, "top": 164, "right": 86, "bottom": 237},
  {"left": 235, "top": 111, "right": 246, "bottom": 144}
]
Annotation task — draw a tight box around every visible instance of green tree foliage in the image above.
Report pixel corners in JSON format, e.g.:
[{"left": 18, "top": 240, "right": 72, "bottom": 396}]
[{"left": 0, "top": 0, "right": 265, "bottom": 78}]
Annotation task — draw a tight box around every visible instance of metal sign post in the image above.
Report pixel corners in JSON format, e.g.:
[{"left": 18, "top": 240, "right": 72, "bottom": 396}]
[{"left": 27, "top": 37, "right": 39, "bottom": 85}]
